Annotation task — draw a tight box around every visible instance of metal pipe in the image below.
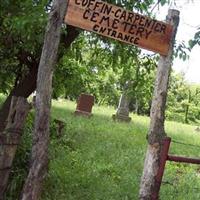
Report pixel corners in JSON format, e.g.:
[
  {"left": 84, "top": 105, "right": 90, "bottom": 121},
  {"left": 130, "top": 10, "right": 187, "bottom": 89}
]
[
  {"left": 152, "top": 137, "right": 171, "bottom": 200},
  {"left": 167, "top": 155, "right": 200, "bottom": 164}
]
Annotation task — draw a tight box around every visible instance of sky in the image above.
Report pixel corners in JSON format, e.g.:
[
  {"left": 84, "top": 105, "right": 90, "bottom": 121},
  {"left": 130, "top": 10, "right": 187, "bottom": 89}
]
[{"left": 155, "top": 0, "right": 200, "bottom": 83}]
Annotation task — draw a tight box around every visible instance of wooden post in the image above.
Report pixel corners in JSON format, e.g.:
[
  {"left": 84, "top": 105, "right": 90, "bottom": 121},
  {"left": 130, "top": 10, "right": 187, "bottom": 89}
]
[
  {"left": 139, "top": 9, "right": 180, "bottom": 200},
  {"left": 0, "top": 96, "right": 30, "bottom": 199},
  {"left": 20, "top": 0, "right": 68, "bottom": 199}
]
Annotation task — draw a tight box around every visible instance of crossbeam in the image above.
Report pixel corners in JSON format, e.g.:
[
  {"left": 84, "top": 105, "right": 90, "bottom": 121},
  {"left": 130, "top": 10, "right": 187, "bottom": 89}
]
[{"left": 167, "top": 155, "right": 200, "bottom": 164}]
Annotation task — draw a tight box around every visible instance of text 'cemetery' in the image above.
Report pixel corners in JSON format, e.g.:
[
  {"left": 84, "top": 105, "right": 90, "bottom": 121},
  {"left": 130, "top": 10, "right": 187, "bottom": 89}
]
[{"left": 65, "top": 0, "right": 173, "bottom": 55}]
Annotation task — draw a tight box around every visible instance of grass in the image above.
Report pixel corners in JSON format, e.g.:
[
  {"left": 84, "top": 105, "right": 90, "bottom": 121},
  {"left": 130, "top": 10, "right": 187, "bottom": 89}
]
[
  {"left": 44, "top": 100, "right": 147, "bottom": 200},
  {"left": 1, "top": 96, "right": 200, "bottom": 199},
  {"left": 43, "top": 99, "right": 200, "bottom": 200}
]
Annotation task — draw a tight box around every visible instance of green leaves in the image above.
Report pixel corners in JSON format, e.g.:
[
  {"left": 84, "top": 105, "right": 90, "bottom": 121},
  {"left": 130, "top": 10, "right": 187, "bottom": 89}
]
[
  {"left": 0, "top": 0, "right": 48, "bottom": 94},
  {"left": 189, "top": 28, "right": 200, "bottom": 49},
  {"left": 174, "top": 41, "right": 190, "bottom": 61},
  {"left": 167, "top": 72, "right": 200, "bottom": 124}
]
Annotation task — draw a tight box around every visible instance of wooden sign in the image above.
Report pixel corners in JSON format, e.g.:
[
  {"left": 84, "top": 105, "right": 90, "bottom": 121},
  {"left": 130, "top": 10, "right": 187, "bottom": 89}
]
[{"left": 64, "top": 0, "right": 173, "bottom": 55}]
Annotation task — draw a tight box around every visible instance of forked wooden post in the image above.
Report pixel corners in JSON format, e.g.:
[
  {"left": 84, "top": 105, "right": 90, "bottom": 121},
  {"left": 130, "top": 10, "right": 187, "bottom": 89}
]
[
  {"left": 20, "top": 0, "right": 68, "bottom": 199},
  {"left": 139, "top": 9, "right": 180, "bottom": 200}
]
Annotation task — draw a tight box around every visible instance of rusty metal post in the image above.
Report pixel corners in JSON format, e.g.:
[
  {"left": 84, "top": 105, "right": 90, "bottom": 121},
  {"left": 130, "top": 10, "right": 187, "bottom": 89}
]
[
  {"left": 168, "top": 155, "right": 200, "bottom": 164},
  {"left": 152, "top": 137, "right": 171, "bottom": 200}
]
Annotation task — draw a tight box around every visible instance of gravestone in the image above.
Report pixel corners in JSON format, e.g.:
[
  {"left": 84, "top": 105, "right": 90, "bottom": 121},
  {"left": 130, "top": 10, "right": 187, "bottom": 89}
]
[
  {"left": 74, "top": 93, "right": 95, "bottom": 117},
  {"left": 112, "top": 93, "right": 131, "bottom": 122},
  {"left": 195, "top": 126, "right": 200, "bottom": 133}
]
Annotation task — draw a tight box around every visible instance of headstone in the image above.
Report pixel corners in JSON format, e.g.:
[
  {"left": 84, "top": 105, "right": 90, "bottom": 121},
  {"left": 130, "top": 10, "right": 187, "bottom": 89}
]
[
  {"left": 112, "top": 93, "right": 131, "bottom": 122},
  {"left": 195, "top": 126, "right": 200, "bottom": 133},
  {"left": 74, "top": 93, "right": 95, "bottom": 117}
]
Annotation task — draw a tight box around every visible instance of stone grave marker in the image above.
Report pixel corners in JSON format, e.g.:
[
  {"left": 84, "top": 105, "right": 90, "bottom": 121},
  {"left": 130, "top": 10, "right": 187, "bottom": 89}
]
[
  {"left": 195, "top": 126, "right": 200, "bottom": 133},
  {"left": 74, "top": 93, "right": 95, "bottom": 117},
  {"left": 112, "top": 93, "right": 131, "bottom": 122}
]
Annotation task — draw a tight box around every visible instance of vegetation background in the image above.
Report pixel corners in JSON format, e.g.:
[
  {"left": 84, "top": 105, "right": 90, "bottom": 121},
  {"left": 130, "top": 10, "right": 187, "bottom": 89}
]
[
  {"left": 0, "top": 0, "right": 200, "bottom": 199},
  {"left": 1, "top": 98, "right": 200, "bottom": 200}
]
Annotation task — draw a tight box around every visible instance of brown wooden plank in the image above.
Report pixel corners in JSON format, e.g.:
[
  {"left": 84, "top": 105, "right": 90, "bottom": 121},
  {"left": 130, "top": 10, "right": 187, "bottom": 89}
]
[{"left": 64, "top": 0, "right": 173, "bottom": 55}]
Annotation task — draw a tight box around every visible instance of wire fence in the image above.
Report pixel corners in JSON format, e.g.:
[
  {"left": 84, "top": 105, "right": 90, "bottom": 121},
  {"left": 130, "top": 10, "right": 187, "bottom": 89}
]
[{"left": 171, "top": 139, "right": 200, "bottom": 149}]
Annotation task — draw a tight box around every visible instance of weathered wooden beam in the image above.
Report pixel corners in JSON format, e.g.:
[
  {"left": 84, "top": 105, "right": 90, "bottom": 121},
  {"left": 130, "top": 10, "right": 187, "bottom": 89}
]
[{"left": 0, "top": 96, "right": 30, "bottom": 200}]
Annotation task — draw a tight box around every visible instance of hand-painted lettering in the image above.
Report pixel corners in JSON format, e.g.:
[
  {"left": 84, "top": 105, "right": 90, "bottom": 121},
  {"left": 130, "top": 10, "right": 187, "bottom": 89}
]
[
  {"left": 75, "top": 0, "right": 80, "bottom": 5},
  {"left": 93, "top": 24, "right": 99, "bottom": 32},
  {"left": 114, "top": 9, "right": 121, "bottom": 18},
  {"left": 65, "top": 0, "right": 172, "bottom": 55},
  {"left": 93, "top": 1, "right": 103, "bottom": 10},
  {"left": 90, "top": 11, "right": 99, "bottom": 22},
  {"left": 112, "top": 19, "right": 119, "bottom": 29},
  {"left": 99, "top": 16, "right": 110, "bottom": 27},
  {"left": 83, "top": 9, "right": 90, "bottom": 19}
]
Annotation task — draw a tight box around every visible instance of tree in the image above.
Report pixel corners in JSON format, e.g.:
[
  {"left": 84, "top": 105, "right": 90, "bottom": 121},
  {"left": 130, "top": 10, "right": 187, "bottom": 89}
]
[
  {"left": 0, "top": 0, "right": 80, "bottom": 131},
  {"left": 0, "top": 0, "right": 47, "bottom": 130},
  {"left": 166, "top": 72, "right": 200, "bottom": 124}
]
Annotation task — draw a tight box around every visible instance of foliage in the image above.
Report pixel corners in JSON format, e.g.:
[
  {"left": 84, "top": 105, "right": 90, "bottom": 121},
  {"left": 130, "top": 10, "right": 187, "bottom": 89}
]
[
  {"left": 0, "top": 94, "right": 5, "bottom": 106},
  {"left": 189, "top": 27, "right": 200, "bottom": 49},
  {"left": 1, "top": 0, "right": 194, "bottom": 116},
  {"left": 174, "top": 41, "right": 191, "bottom": 61},
  {"left": 166, "top": 72, "right": 200, "bottom": 124},
  {"left": 52, "top": 31, "right": 157, "bottom": 111},
  {"left": 0, "top": 0, "right": 48, "bottom": 94},
  {"left": 1, "top": 0, "right": 200, "bottom": 199},
  {"left": 0, "top": 0, "right": 164, "bottom": 95}
]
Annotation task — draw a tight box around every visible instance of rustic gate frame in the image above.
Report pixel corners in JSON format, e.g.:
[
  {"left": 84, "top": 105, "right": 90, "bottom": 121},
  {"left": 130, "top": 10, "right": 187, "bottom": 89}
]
[{"left": 17, "top": 1, "right": 181, "bottom": 199}]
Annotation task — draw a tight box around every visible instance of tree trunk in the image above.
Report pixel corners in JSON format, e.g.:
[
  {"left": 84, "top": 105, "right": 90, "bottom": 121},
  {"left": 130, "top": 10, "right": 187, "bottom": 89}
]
[
  {"left": 139, "top": 9, "right": 180, "bottom": 200},
  {"left": 0, "top": 64, "right": 38, "bottom": 132},
  {"left": 0, "top": 97, "right": 30, "bottom": 200},
  {"left": 20, "top": 0, "right": 68, "bottom": 199},
  {"left": 0, "top": 27, "right": 79, "bottom": 132},
  {"left": 0, "top": 25, "right": 79, "bottom": 133}
]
